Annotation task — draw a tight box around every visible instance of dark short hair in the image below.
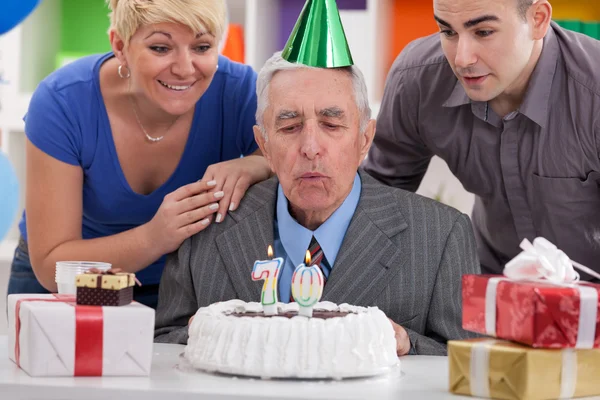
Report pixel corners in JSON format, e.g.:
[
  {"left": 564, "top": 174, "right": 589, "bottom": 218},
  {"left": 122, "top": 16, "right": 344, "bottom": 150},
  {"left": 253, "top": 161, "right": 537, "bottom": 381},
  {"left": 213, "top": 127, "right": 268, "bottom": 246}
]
[{"left": 517, "top": 0, "right": 534, "bottom": 19}]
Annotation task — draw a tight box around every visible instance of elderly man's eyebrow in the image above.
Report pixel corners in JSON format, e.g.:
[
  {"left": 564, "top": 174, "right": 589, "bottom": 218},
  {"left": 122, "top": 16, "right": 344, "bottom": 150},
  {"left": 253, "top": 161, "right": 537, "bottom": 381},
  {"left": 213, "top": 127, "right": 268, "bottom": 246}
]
[
  {"left": 319, "top": 107, "right": 345, "bottom": 119},
  {"left": 276, "top": 110, "right": 300, "bottom": 120},
  {"left": 274, "top": 110, "right": 300, "bottom": 126}
]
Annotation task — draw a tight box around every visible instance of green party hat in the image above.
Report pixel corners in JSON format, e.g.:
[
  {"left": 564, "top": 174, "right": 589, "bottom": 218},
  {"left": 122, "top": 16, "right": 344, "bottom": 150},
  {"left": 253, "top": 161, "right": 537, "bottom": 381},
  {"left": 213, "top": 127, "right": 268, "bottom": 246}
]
[{"left": 282, "top": 0, "right": 354, "bottom": 68}]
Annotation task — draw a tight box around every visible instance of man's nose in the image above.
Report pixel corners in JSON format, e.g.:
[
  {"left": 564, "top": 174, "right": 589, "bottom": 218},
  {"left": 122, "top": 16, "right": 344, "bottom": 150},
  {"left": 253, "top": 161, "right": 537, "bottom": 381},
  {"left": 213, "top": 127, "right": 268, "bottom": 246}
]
[
  {"left": 300, "top": 121, "right": 321, "bottom": 160},
  {"left": 171, "top": 50, "right": 195, "bottom": 77},
  {"left": 454, "top": 37, "right": 477, "bottom": 69}
]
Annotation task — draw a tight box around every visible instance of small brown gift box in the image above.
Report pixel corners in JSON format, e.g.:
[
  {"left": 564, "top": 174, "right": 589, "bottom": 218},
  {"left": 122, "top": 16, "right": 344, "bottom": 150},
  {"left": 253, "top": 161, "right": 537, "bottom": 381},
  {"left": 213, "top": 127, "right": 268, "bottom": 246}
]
[
  {"left": 448, "top": 338, "right": 600, "bottom": 400},
  {"left": 76, "top": 269, "right": 136, "bottom": 306}
]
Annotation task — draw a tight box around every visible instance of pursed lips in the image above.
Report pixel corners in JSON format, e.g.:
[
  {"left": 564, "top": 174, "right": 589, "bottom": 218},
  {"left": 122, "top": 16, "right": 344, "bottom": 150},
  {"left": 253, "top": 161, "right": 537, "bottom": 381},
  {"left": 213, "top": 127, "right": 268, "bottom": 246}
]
[{"left": 299, "top": 172, "right": 326, "bottom": 180}]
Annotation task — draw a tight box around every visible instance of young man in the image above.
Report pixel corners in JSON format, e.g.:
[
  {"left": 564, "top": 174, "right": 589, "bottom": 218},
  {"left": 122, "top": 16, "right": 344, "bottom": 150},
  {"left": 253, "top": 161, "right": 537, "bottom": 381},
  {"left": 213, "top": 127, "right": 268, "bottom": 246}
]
[{"left": 363, "top": 0, "right": 600, "bottom": 280}]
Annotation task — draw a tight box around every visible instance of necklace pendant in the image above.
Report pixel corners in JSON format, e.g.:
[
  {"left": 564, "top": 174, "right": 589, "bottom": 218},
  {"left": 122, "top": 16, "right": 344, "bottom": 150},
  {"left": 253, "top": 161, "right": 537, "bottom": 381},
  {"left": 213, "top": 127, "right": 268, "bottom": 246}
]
[
  {"left": 129, "top": 94, "right": 171, "bottom": 143},
  {"left": 145, "top": 133, "right": 164, "bottom": 142}
]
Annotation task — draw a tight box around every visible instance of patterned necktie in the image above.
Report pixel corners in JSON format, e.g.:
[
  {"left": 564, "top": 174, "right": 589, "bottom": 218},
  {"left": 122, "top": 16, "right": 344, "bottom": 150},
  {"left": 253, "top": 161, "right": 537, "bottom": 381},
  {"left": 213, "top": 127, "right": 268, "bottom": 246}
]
[
  {"left": 290, "top": 236, "right": 330, "bottom": 303},
  {"left": 307, "top": 236, "right": 330, "bottom": 281}
]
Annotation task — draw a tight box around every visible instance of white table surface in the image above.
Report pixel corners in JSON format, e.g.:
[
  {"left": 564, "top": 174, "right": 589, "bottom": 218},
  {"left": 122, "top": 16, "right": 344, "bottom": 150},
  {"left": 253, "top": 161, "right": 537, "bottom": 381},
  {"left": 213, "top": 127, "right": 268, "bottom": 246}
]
[
  {"left": 3, "top": 335, "right": 599, "bottom": 400},
  {"left": 0, "top": 335, "right": 476, "bottom": 400}
]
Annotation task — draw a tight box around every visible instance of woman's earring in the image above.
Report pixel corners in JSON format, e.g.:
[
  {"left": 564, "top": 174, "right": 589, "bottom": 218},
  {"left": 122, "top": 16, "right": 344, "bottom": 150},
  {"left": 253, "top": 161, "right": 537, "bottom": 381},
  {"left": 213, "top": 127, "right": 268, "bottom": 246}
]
[
  {"left": 118, "top": 64, "right": 131, "bottom": 79},
  {"left": 216, "top": 64, "right": 219, "bottom": 71}
]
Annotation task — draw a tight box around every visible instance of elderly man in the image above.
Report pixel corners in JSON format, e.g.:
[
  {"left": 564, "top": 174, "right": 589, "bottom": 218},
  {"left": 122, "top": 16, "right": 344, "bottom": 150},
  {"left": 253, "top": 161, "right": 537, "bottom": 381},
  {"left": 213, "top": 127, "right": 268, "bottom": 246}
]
[{"left": 154, "top": 47, "right": 481, "bottom": 354}]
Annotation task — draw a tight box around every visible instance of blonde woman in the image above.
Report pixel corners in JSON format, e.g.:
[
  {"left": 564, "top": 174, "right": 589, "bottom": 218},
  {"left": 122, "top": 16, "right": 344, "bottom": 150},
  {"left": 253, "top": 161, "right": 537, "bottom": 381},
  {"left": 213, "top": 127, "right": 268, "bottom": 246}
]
[{"left": 7, "top": 0, "right": 271, "bottom": 308}]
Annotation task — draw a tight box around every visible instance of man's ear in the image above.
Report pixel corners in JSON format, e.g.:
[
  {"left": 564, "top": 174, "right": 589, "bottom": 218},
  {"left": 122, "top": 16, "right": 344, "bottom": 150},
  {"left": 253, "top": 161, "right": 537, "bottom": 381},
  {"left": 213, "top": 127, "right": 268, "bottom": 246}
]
[
  {"left": 529, "top": 0, "right": 552, "bottom": 40},
  {"left": 358, "top": 119, "right": 376, "bottom": 162},
  {"left": 254, "top": 125, "right": 273, "bottom": 168}
]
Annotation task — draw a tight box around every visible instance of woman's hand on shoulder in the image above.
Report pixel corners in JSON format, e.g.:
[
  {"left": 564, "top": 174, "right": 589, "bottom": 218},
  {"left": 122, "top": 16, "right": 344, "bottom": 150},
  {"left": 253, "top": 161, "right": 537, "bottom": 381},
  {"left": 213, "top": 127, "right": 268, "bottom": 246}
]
[
  {"left": 201, "top": 152, "right": 271, "bottom": 224},
  {"left": 143, "top": 180, "right": 222, "bottom": 255}
]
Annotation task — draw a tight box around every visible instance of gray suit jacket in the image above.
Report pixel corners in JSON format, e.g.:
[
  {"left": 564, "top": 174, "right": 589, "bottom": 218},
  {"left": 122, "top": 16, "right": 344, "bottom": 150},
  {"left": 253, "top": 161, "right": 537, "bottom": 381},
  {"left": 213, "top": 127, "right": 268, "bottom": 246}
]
[{"left": 154, "top": 171, "right": 481, "bottom": 355}]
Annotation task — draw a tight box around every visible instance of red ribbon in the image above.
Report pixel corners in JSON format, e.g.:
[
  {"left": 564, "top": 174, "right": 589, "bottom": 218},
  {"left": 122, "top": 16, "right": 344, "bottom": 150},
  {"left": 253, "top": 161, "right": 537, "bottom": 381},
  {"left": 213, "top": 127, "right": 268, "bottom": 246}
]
[
  {"left": 74, "top": 305, "right": 103, "bottom": 376},
  {"left": 14, "top": 294, "right": 104, "bottom": 376}
]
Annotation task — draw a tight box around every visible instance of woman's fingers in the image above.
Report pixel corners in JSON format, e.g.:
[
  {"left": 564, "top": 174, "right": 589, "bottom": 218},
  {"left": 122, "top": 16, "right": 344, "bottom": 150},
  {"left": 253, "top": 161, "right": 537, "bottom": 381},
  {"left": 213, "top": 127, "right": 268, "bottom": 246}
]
[
  {"left": 181, "top": 215, "right": 215, "bottom": 237},
  {"left": 178, "top": 189, "right": 224, "bottom": 215},
  {"left": 177, "top": 203, "right": 219, "bottom": 233},
  {"left": 228, "top": 176, "right": 251, "bottom": 213},
  {"left": 214, "top": 175, "right": 243, "bottom": 223},
  {"left": 200, "top": 166, "right": 225, "bottom": 194},
  {"left": 169, "top": 179, "right": 217, "bottom": 202}
]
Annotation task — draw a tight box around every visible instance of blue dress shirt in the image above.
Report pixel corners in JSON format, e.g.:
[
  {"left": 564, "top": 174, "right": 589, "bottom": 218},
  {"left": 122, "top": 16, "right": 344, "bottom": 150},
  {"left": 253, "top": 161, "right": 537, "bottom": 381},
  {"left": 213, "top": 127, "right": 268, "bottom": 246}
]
[{"left": 274, "top": 173, "right": 362, "bottom": 302}]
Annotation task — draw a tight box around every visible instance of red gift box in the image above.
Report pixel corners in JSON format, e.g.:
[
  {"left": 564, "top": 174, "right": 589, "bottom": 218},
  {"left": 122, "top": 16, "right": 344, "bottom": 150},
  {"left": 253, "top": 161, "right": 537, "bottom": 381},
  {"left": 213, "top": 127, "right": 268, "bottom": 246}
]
[{"left": 462, "top": 274, "right": 600, "bottom": 348}]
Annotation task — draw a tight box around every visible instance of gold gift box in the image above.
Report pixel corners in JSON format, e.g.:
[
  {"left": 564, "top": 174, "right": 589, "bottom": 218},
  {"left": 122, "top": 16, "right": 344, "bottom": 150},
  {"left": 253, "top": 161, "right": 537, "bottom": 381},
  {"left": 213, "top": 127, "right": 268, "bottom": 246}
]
[
  {"left": 449, "top": 338, "right": 600, "bottom": 400},
  {"left": 75, "top": 272, "right": 135, "bottom": 290}
]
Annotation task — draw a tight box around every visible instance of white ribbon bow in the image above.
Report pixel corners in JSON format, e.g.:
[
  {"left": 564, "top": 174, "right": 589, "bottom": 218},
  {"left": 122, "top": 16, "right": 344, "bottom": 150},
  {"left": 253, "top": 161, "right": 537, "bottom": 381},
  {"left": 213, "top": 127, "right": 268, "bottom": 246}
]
[{"left": 504, "top": 237, "right": 600, "bottom": 284}]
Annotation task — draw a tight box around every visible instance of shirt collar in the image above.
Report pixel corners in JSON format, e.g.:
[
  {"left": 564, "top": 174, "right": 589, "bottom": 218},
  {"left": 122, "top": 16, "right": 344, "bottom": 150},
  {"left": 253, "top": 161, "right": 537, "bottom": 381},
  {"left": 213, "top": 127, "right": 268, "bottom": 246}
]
[
  {"left": 443, "top": 83, "right": 497, "bottom": 126},
  {"left": 443, "top": 79, "right": 471, "bottom": 108},
  {"left": 442, "top": 24, "right": 559, "bottom": 129},
  {"left": 518, "top": 23, "right": 559, "bottom": 129},
  {"left": 276, "top": 173, "right": 362, "bottom": 268}
]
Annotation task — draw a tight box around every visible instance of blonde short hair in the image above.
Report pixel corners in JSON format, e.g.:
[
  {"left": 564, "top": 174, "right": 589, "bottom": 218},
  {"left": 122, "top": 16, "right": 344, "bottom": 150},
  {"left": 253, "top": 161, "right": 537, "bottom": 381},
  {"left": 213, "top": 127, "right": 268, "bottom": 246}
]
[{"left": 106, "top": 0, "right": 227, "bottom": 45}]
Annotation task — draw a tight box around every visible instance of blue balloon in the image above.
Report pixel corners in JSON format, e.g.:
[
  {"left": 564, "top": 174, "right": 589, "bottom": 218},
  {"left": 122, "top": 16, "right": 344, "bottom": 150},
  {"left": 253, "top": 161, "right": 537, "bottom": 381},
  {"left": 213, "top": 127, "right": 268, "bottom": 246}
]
[
  {"left": 0, "top": 152, "right": 19, "bottom": 241},
  {"left": 0, "top": 0, "right": 41, "bottom": 35}
]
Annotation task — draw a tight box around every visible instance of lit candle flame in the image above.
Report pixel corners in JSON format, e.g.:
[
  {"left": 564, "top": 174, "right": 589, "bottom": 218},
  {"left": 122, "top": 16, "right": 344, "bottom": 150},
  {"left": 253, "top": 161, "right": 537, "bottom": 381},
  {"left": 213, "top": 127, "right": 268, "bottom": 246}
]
[
  {"left": 305, "top": 250, "right": 311, "bottom": 265},
  {"left": 267, "top": 245, "right": 274, "bottom": 259}
]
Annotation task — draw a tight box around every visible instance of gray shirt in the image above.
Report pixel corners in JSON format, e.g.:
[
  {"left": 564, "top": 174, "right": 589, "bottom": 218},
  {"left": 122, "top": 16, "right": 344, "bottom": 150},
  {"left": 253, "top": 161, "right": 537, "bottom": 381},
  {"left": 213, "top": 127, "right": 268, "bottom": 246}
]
[{"left": 363, "top": 22, "right": 600, "bottom": 281}]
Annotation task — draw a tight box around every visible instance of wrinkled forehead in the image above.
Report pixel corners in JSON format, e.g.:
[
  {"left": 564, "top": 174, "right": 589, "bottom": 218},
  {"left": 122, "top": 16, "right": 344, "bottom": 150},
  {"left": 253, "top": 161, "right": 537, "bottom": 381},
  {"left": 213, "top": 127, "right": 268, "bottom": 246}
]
[{"left": 267, "top": 68, "right": 356, "bottom": 117}]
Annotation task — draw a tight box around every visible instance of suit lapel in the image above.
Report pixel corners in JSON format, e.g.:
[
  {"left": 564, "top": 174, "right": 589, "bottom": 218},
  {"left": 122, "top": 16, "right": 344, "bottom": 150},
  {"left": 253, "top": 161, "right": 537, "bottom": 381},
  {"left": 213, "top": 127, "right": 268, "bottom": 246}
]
[
  {"left": 323, "top": 172, "right": 409, "bottom": 305},
  {"left": 215, "top": 178, "right": 277, "bottom": 302},
  {"left": 214, "top": 172, "right": 411, "bottom": 306}
]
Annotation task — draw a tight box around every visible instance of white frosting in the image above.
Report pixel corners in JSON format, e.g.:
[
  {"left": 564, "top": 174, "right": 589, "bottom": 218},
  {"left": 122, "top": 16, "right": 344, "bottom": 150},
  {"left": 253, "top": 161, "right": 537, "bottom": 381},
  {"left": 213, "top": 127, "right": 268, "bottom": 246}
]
[{"left": 185, "top": 300, "right": 399, "bottom": 379}]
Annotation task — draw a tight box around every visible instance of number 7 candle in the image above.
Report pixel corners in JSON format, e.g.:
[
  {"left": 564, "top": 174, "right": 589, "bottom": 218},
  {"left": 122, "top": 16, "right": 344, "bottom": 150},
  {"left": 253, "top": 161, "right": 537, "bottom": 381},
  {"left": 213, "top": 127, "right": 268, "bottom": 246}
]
[{"left": 251, "top": 245, "right": 283, "bottom": 315}]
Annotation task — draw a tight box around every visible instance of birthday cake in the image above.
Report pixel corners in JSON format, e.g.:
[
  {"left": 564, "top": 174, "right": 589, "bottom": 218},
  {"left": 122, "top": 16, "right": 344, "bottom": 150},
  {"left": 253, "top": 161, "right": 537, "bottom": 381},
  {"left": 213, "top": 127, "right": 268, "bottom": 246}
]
[{"left": 184, "top": 299, "right": 398, "bottom": 379}]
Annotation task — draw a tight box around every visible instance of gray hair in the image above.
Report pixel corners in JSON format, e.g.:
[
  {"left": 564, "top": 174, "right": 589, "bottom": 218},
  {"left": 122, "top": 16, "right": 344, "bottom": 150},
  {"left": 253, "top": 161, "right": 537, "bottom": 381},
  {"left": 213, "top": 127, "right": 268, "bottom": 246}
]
[{"left": 255, "top": 51, "right": 371, "bottom": 140}]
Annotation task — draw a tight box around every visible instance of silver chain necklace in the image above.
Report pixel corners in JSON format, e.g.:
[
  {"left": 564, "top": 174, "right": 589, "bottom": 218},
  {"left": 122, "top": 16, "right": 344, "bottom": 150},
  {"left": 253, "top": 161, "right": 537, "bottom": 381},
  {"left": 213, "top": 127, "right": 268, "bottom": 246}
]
[
  {"left": 128, "top": 94, "right": 180, "bottom": 143},
  {"left": 130, "top": 97, "right": 162, "bottom": 142}
]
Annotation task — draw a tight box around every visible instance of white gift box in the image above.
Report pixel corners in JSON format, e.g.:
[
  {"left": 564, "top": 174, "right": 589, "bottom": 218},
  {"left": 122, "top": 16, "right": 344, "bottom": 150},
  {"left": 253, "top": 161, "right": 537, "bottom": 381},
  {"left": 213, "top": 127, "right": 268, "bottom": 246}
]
[{"left": 7, "top": 294, "right": 155, "bottom": 377}]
